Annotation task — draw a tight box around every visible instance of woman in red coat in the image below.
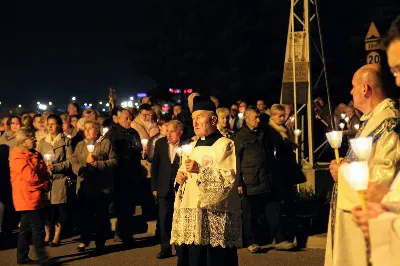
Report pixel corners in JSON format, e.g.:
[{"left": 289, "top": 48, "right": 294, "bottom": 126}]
[{"left": 9, "top": 128, "right": 52, "bottom": 265}]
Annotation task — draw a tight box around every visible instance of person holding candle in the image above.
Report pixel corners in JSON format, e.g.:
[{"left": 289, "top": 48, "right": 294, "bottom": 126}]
[
  {"left": 36, "top": 114, "right": 73, "bottom": 247},
  {"left": 9, "top": 128, "right": 53, "bottom": 265},
  {"left": 105, "top": 108, "right": 142, "bottom": 244},
  {"left": 342, "top": 105, "right": 360, "bottom": 140},
  {"left": 151, "top": 120, "right": 188, "bottom": 259},
  {"left": 71, "top": 120, "right": 117, "bottom": 253},
  {"left": 171, "top": 96, "right": 241, "bottom": 266},
  {"left": 349, "top": 16, "right": 400, "bottom": 266},
  {"left": 325, "top": 63, "right": 400, "bottom": 266}
]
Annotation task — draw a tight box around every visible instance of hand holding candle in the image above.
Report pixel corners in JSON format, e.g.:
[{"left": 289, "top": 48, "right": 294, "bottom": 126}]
[
  {"left": 141, "top": 139, "right": 149, "bottom": 159},
  {"left": 238, "top": 113, "right": 244, "bottom": 120},
  {"left": 326, "top": 131, "right": 343, "bottom": 163},
  {"left": 354, "top": 124, "right": 360, "bottom": 130},
  {"left": 339, "top": 123, "right": 345, "bottom": 130},
  {"left": 177, "top": 147, "right": 183, "bottom": 166}
]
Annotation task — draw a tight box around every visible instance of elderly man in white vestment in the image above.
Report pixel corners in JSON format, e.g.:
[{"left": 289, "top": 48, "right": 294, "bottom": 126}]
[
  {"left": 171, "top": 96, "right": 242, "bottom": 266},
  {"left": 325, "top": 63, "right": 400, "bottom": 266},
  {"left": 351, "top": 16, "right": 400, "bottom": 266}
]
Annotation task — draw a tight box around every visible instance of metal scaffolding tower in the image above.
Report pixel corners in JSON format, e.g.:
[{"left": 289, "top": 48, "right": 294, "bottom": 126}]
[{"left": 281, "top": 0, "right": 333, "bottom": 172}]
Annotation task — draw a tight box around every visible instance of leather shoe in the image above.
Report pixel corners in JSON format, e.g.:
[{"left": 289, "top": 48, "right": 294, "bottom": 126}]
[
  {"left": 17, "top": 258, "right": 38, "bottom": 265},
  {"left": 49, "top": 241, "right": 61, "bottom": 247},
  {"left": 156, "top": 250, "right": 173, "bottom": 259}
]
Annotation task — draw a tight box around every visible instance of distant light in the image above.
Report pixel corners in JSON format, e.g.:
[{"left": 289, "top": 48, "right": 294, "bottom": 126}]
[
  {"left": 37, "top": 102, "right": 41, "bottom": 105},
  {"left": 89, "top": 103, "right": 92, "bottom": 107},
  {"left": 99, "top": 101, "right": 103, "bottom": 105},
  {"left": 18, "top": 104, "right": 22, "bottom": 108},
  {"left": 0, "top": 101, "right": 2, "bottom": 105},
  {"left": 130, "top": 96, "right": 134, "bottom": 101},
  {"left": 137, "top": 93, "right": 147, "bottom": 98},
  {"left": 134, "top": 102, "right": 139, "bottom": 106},
  {"left": 84, "top": 103, "right": 88, "bottom": 106},
  {"left": 164, "top": 104, "right": 168, "bottom": 107},
  {"left": 102, "top": 108, "right": 106, "bottom": 112},
  {"left": 105, "top": 103, "right": 110, "bottom": 107},
  {"left": 49, "top": 102, "right": 53, "bottom": 106},
  {"left": 128, "top": 101, "right": 133, "bottom": 108},
  {"left": 39, "top": 104, "right": 47, "bottom": 110},
  {"left": 71, "top": 96, "right": 76, "bottom": 101},
  {"left": 121, "top": 101, "right": 128, "bottom": 108}
]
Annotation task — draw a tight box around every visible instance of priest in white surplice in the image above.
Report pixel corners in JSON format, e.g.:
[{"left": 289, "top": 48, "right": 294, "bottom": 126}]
[{"left": 171, "top": 96, "right": 242, "bottom": 266}]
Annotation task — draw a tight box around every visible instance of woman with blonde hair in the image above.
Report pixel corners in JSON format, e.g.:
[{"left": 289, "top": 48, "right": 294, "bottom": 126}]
[{"left": 216, "top": 107, "right": 234, "bottom": 138}]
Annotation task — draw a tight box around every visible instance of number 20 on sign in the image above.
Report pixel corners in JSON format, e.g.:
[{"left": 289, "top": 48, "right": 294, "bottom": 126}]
[{"left": 367, "top": 51, "right": 380, "bottom": 65}]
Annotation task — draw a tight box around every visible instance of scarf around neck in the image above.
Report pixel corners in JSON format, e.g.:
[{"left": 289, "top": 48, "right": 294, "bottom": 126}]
[{"left": 269, "top": 118, "right": 289, "bottom": 139}]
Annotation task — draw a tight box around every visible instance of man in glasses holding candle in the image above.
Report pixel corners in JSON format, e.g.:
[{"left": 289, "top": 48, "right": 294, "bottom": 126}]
[
  {"left": 325, "top": 62, "right": 400, "bottom": 266},
  {"left": 350, "top": 16, "right": 400, "bottom": 266},
  {"left": 151, "top": 120, "right": 189, "bottom": 259},
  {"left": 105, "top": 108, "right": 142, "bottom": 244},
  {"left": 171, "top": 96, "right": 241, "bottom": 266}
]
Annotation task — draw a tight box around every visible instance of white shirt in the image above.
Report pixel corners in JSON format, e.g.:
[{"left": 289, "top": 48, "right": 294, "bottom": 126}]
[{"left": 168, "top": 141, "right": 180, "bottom": 164}]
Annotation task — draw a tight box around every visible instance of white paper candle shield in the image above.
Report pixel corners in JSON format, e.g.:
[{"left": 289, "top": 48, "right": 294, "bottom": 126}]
[
  {"left": 102, "top": 127, "right": 109, "bottom": 136},
  {"left": 177, "top": 147, "right": 183, "bottom": 157},
  {"left": 341, "top": 113, "right": 346, "bottom": 119},
  {"left": 87, "top": 144, "right": 95, "bottom": 153},
  {"left": 290, "top": 117, "right": 295, "bottom": 122},
  {"left": 354, "top": 124, "right": 360, "bottom": 130},
  {"left": 339, "top": 123, "right": 345, "bottom": 130},
  {"left": 44, "top": 153, "right": 53, "bottom": 163},
  {"left": 182, "top": 144, "right": 193, "bottom": 157},
  {"left": 238, "top": 113, "right": 244, "bottom": 119},
  {"left": 349, "top": 137, "right": 373, "bottom": 161},
  {"left": 294, "top": 129, "right": 302, "bottom": 137},
  {"left": 345, "top": 117, "right": 350, "bottom": 123},
  {"left": 326, "top": 131, "right": 343, "bottom": 149},
  {"left": 341, "top": 161, "right": 369, "bottom": 191},
  {"left": 141, "top": 139, "right": 149, "bottom": 147}
]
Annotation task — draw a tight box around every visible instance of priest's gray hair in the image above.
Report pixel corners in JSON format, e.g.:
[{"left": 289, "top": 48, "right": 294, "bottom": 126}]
[{"left": 16, "top": 128, "right": 35, "bottom": 145}]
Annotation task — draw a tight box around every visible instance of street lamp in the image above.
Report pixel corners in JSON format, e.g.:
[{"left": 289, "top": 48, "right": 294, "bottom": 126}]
[
  {"left": 18, "top": 104, "right": 22, "bottom": 108},
  {"left": 89, "top": 103, "right": 93, "bottom": 107},
  {"left": 37, "top": 102, "right": 41, "bottom": 105},
  {"left": 99, "top": 101, "right": 103, "bottom": 105},
  {"left": 72, "top": 96, "right": 76, "bottom": 101},
  {"left": 130, "top": 96, "right": 134, "bottom": 101},
  {"left": 49, "top": 102, "right": 53, "bottom": 106}
]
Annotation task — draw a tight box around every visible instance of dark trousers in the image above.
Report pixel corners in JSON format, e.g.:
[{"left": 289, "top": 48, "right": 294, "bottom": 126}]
[
  {"left": 158, "top": 191, "right": 175, "bottom": 252},
  {"left": 176, "top": 244, "right": 238, "bottom": 266},
  {"left": 17, "top": 209, "right": 49, "bottom": 264},
  {"left": 114, "top": 195, "right": 136, "bottom": 242},
  {"left": 242, "top": 193, "right": 284, "bottom": 246},
  {"left": 78, "top": 190, "right": 110, "bottom": 247}
]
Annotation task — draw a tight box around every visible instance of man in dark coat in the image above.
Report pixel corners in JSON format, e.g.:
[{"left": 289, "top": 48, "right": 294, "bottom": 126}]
[
  {"left": 234, "top": 107, "right": 277, "bottom": 253},
  {"left": 105, "top": 108, "right": 142, "bottom": 244},
  {"left": 151, "top": 120, "right": 188, "bottom": 259}
]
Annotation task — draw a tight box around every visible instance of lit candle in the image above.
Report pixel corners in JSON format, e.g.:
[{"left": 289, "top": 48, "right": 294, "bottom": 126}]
[
  {"left": 238, "top": 113, "right": 244, "bottom": 120},
  {"left": 354, "top": 124, "right": 360, "bottom": 130},
  {"left": 326, "top": 131, "right": 343, "bottom": 163},
  {"left": 290, "top": 117, "right": 295, "bottom": 122},
  {"left": 339, "top": 123, "right": 345, "bottom": 130},
  {"left": 341, "top": 113, "right": 346, "bottom": 119},
  {"left": 87, "top": 145, "right": 95, "bottom": 153},
  {"left": 141, "top": 139, "right": 149, "bottom": 147},
  {"left": 102, "top": 127, "right": 109, "bottom": 136},
  {"left": 345, "top": 117, "right": 350, "bottom": 123},
  {"left": 341, "top": 161, "right": 369, "bottom": 210},
  {"left": 294, "top": 129, "right": 302, "bottom": 136},
  {"left": 44, "top": 153, "right": 52, "bottom": 165},
  {"left": 349, "top": 137, "right": 372, "bottom": 161},
  {"left": 177, "top": 147, "right": 183, "bottom": 165}
]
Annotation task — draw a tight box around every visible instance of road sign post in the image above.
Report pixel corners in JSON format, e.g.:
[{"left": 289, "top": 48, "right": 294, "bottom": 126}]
[{"left": 365, "top": 22, "right": 382, "bottom": 64}]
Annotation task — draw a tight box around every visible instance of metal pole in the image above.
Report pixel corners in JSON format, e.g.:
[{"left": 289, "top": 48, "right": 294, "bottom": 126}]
[
  {"left": 290, "top": 0, "right": 299, "bottom": 163},
  {"left": 304, "top": 0, "right": 314, "bottom": 166}
]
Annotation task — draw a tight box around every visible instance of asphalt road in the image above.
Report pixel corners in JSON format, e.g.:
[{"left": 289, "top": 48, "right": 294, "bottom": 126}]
[{"left": 0, "top": 235, "right": 325, "bottom": 266}]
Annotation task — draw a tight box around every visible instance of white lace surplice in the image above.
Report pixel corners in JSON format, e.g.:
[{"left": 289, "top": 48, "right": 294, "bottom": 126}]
[{"left": 170, "top": 138, "right": 242, "bottom": 248}]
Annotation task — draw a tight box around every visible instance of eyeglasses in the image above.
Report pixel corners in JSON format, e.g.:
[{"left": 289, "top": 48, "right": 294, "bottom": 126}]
[{"left": 390, "top": 66, "right": 400, "bottom": 77}]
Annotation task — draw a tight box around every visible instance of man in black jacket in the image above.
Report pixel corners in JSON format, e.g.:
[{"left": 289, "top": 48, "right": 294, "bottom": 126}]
[
  {"left": 105, "top": 108, "right": 142, "bottom": 244},
  {"left": 151, "top": 120, "right": 187, "bottom": 259},
  {"left": 234, "top": 107, "right": 284, "bottom": 253}
]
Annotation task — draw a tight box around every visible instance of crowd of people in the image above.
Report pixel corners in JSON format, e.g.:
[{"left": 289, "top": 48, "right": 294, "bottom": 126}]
[{"left": 0, "top": 15, "right": 399, "bottom": 266}]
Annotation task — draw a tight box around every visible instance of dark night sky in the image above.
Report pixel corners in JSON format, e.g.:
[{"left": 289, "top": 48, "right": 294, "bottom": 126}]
[
  {"left": 0, "top": 1, "right": 156, "bottom": 105},
  {"left": 0, "top": 0, "right": 398, "bottom": 108}
]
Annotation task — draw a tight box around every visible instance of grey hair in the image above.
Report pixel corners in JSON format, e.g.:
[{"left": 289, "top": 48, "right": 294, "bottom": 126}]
[
  {"left": 76, "top": 117, "right": 90, "bottom": 131},
  {"left": 16, "top": 128, "right": 35, "bottom": 144},
  {"left": 167, "top": 120, "right": 184, "bottom": 132}
]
